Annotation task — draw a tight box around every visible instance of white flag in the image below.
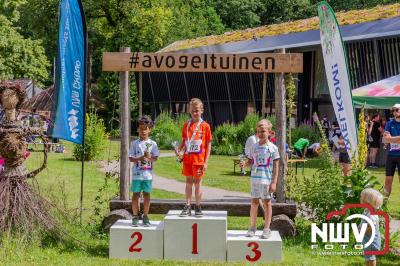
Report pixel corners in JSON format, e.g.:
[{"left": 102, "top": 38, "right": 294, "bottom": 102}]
[{"left": 318, "top": 1, "right": 358, "bottom": 159}]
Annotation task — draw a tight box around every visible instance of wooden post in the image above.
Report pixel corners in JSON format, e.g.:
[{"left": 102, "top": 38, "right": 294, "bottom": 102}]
[
  {"left": 262, "top": 73, "right": 267, "bottom": 116},
  {"left": 139, "top": 72, "right": 143, "bottom": 116},
  {"left": 119, "top": 47, "right": 131, "bottom": 201},
  {"left": 274, "top": 48, "right": 286, "bottom": 203}
]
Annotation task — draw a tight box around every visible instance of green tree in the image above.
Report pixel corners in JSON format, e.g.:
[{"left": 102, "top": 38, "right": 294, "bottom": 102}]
[
  {"left": 213, "top": 0, "right": 262, "bottom": 30},
  {"left": 0, "top": 15, "right": 49, "bottom": 82}
]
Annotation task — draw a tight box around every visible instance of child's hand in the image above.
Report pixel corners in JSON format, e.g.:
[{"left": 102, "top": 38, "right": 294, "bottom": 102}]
[
  {"left": 144, "top": 151, "right": 151, "bottom": 159},
  {"left": 239, "top": 161, "right": 247, "bottom": 168},
  {"left": 269, "top": 183, "right": 276, "bottom": 193}
]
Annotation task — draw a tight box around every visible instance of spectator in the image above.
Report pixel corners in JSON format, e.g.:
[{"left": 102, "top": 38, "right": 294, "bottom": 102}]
[
  {"left": 321, "top": 115, "right": 330, "bottom": 139},
  {"left": 382, "top": 104, "right": 400, "bottom": 197},
  {"left": 293, "top": 138, "right": 310, "bottom": 158},
  {"left": 368, "top": 114, "right": 382, "bottom": 168},
  {"left": 245, "top": 135, "right": 258, "bottom": 158},
  {"left": 307, "top": 142, "right": 321, "bottom": 157}
]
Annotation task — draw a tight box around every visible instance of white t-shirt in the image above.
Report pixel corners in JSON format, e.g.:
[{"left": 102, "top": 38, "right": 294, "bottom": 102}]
[
  {"left": 308, "top": 143, "right": 320, "bottom": 150},
  {"left": 245, "top": 135, "right": 258, "bottom": 158},
  {"left": 129, "top": 139, "right": 160, "bottom": 180},
  {"left": 249, "top": 141, "right": 280, "bottom": 184}
]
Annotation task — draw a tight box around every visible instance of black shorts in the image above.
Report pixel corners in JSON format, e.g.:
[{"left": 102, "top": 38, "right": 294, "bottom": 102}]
[
  {"left": 369, "top": 139, "right": 380, "bottom": 148},
  {"left": 294, "top": 148, "right": 303, "bottom": 157},
  {"left": 386, "top": 156, "right": 400, "bottom": 176},
  {"left": 339, "top": 152, "right": 350, "bottom": 163}
]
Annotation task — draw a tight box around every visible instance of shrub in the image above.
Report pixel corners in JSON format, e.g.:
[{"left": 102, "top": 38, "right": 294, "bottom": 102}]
[
  {"left": 236, "top": 113, "right": 262, "bottom": 144},
  {"left": 151, "top": 112, "right": 189, "bottom": 149},
  {"left": 73, "top": 113, "right": 109, "bottom": 161},
  {"left": 213, "top": 122, "right": 239, "bottom": 146},
  {"left": 290, "top": 124, "right": 319, "bottom": 147}
]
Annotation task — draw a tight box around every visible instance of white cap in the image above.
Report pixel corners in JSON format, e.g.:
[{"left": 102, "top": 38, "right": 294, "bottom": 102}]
[{"left": 392, "top": 103, "right": 400, "bottom": 109}]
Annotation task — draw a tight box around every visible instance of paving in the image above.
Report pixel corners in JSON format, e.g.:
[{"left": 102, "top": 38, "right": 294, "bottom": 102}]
[{"left": 99, "top": 156, "right": 249, "bottom": 199}]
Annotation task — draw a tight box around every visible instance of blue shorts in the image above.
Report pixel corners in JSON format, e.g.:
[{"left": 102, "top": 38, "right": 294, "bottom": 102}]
[{"left": 131, "top": 180, "right": 152, "bottom": 193}]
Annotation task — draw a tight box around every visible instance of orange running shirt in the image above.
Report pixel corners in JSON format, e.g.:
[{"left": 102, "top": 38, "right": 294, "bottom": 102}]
[{"left": 181, "top": 119, "right": 212, "bottom": 165}]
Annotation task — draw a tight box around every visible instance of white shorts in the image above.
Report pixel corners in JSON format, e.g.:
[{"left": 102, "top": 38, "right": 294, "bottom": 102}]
[{"left": 250, "top": 179, "right": 272, "bottom": 199}]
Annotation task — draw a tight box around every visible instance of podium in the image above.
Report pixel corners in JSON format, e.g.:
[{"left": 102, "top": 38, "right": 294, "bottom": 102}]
[
  {"left": 109, "top": 210, "right": 282, "bottom": 262},
  {"left": 164, "top": 210, "right": 227, "bottom": 261},
  {"left": 226, "top": 230, "right": 282, "bottom": 262},
  {"left": 109, "top": 220, "right": 164, "bottom": 259}
]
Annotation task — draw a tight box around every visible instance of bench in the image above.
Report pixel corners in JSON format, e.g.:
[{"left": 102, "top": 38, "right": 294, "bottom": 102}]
[
  {"left": 27, "top": 142, "right": 62, "bottom": 153},
  {"left": 287, "top": 159, "right": 307, "bottom": 174},
  {"left": 232, "top": 159, "right": 245, "bottom": 174}
]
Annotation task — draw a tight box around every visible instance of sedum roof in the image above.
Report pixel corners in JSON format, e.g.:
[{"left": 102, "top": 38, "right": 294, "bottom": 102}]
[{"left": 161, "top": 3, "right": 400, "bottom": 52}]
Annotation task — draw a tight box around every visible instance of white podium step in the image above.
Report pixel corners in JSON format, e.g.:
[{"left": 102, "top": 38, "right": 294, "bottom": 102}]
[
  {"left": 164, "top": 210, "right": 227, "bottom": 261},
  {"left": 109, "top": 220, "right": 164, "bottom": 259},
  {"left": 227, "top": 230, "right": 282, "bottom": 262}
]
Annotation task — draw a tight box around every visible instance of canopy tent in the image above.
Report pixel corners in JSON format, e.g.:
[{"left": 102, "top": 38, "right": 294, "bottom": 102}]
[{"left": 352, "top": 75, "right": 400, "bottom": 109}]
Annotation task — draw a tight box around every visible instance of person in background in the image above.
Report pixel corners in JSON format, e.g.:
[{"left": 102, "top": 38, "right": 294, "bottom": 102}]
[
  {"left": 359, "top": 188, "right": 383, "bottom": 266},
  {"left": 245, "top": 134, "right": 258, "bottom": 158},
  {"left": 293, "top": 138, "right": 310, "bottom": 158},
  {"left": 337, "top": 134, "right": 351, "bottom": 176},
  {"left": 382, "top": 104, "right": 400, "bottom": 197},
  {"left": 321, "top": 115, "right": 330, "bottom": 140},
  {"left": 306, "top": 142, "right": 321, "bottom": 157},
  {"left": 268, "top": 130, "right": 276, "bottom": 143},
  {"left": 368, "top": 114, "right": 382, "bottom": 168}
]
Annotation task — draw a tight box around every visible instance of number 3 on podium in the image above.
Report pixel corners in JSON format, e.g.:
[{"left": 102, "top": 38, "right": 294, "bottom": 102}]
[{"left": 246, "top": 242, "right": 261, "bottom": 262}]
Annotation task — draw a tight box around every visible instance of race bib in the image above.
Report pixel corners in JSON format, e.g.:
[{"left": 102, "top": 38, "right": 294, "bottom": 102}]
[
  {"left": 390, "top": 143, "right": 400, "bottom": 151},
  {"left": 187, "top": 140, "right": 202, "bottom": 153},
  {"left": 255, "top": 153, "right": 268, "bottom": 166},
  {"left": 137, "top": 160, "right": 152, "bottom": 170}
]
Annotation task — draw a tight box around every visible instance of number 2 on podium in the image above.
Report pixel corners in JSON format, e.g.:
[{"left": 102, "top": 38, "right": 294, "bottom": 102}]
[
  {"left": 192, "top": 223, "right": 198, "bottom": 254},
  {"left": 129, "top": 232, "right": 143, "bottom": 252}
]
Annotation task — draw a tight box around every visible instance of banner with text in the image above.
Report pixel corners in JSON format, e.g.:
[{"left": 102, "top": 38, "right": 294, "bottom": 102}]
[
  {"left": 102, "top": 52, "right": 303, "bottom": 73},
  {"left": 318, "top": 1, "right": 357, "bottom": 159},
  {"left": 51, "top": 0, "right": 87, "bottom": 144}
]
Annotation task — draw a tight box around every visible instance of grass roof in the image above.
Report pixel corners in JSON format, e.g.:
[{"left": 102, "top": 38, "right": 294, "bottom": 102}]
[{"left": 161, "top": 3, "right": 400, "bottom": 52}]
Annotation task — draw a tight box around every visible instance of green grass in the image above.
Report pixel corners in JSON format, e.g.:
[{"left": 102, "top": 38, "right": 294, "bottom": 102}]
[{"left": 2, "top": 140, "right": 399, "bottom": 265}]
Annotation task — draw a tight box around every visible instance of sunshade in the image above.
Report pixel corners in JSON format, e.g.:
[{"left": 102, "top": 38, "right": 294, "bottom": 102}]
[{"left": 352, "top": 75, "right": 400, "bottom": 109}]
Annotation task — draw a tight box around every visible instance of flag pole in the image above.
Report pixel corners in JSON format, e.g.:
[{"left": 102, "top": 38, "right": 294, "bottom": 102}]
[{"left": 79, "top": 0, "right": 88, "bottom": 225}]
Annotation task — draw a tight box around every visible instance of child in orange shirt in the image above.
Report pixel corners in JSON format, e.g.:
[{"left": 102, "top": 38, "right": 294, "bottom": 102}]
[{"left": 175, "top": 98, "right": 212, "bottom": 216}]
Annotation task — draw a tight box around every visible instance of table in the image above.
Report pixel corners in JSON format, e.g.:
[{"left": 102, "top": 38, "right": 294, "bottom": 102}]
[
  {"left": 232, "top": 159, "right": 244, "bottom": 174},
  {"left": 287, "top": 159, "right": 307, "bottom": 174}
]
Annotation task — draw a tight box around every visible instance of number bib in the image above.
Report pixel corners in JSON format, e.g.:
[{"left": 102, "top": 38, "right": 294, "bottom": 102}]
[
  {"left": 137, "top": 160, "right": 152, "bottom": 170},
  {"left": 390, "top": 143, "right": 400, "bottom": 151},
  {"left": 187, "top": 140, "right": 202, "bottom": 154}
]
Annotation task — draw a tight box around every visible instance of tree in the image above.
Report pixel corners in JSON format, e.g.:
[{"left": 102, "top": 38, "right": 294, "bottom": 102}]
[
  {"left": 213, "top": 0, "right": 263, "bottom": 30},
  {"left": 0, "top": 15, "right": 49, "bottom": 82}
]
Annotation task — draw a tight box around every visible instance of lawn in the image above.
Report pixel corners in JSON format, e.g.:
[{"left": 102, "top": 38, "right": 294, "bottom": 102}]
[{"left": 1, "top": 140, "right": 399, "bottom": 265}]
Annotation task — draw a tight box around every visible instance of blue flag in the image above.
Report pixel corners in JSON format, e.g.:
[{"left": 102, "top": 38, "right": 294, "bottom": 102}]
[{"left": 51, "top": 0, "right": 87, "bottom": 144}]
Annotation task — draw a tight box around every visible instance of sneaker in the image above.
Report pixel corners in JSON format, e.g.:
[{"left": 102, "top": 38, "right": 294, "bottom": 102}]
[
  {"left": 246, "top": 227, "right": 256, "bottom": 237},
  {"left": 180, "top": 204, "right": 191, "bottom": 217},
  {"left": 142, "top": 215, "right": 151, "bottom": 227},
  {"left": 195, "top": 205, "right": 203, "bottom": 217},
  {"left": 370, "top": 164, "right": 378, "bottom": 169},
  {"left": 260, "top": 228, "right": 272, "bottom": 239},
  {"left": 132, "top": 215, "right": 140, "bottom": 227}
]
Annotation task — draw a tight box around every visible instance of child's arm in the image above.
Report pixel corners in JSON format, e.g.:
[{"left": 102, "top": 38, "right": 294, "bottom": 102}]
[
  {"left": 270, "top": 159, "right": 279, "bottom": 192},
  {"left": 129, "top": 155, "right": 145, "bottom": 162},
  {"left": 203, "top": 141, "right": 212, "bottom": 170}
]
